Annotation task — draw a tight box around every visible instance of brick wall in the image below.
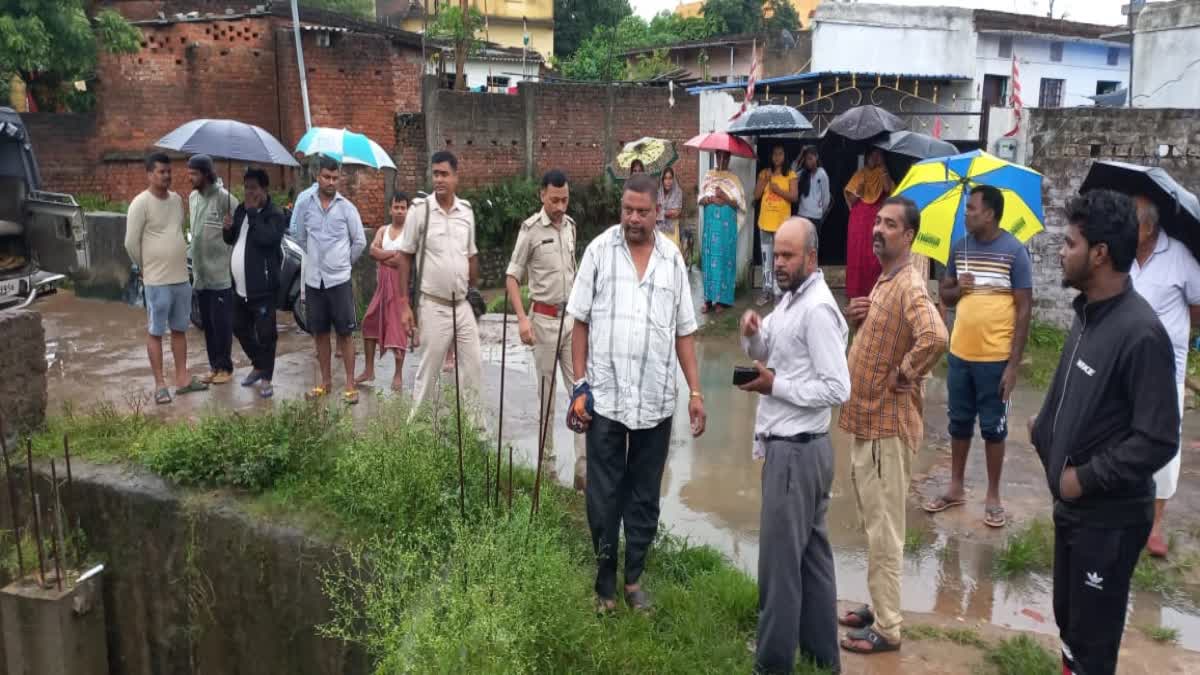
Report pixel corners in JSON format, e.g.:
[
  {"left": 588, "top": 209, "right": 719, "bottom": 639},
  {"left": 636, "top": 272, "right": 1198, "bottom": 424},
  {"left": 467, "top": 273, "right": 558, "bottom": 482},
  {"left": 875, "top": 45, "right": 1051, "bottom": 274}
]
[
  {"left": 1026, "top": 107, "right": 1200, "bottom": 327},
  {"left": 0, "top": 311, "right": 47, "bottom": 435},
  {"left": 23, "top": 15, "right": 424, "bottom": 227}
]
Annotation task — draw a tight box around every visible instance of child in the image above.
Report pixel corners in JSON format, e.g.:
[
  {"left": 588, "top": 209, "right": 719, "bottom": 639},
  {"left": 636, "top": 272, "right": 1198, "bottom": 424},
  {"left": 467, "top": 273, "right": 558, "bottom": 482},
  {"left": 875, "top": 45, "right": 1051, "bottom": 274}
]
[{"left": 356, "top": 192, "right": 411, "bottom": 391}]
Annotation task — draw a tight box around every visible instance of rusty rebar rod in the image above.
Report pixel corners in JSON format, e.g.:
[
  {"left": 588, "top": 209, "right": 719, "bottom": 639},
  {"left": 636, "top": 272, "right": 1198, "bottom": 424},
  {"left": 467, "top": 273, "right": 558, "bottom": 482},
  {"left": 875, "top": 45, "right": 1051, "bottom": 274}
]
[
  {"left": 63, "top": 434, "right": 74, "bottom": 523},
  {"left": 495, "top": 304, "right": 508, "bottom": 509},
  {"left": 532, "top": 307, "right": 567, "bottom": 516},
  {"left": 48, "top": 460, "right": 63, "bottom": 592},
  {"left": 531, "top": 378, "right": 547, "bottom": 518},
  {"left": 0, "top": 415, "right": 24, "bottom": 580},
  {"left": 451, "top": 292, "right": 465, "bottom": 520},
  {"left": 26, "top": 440, "right": 46, "bottom": 587}
]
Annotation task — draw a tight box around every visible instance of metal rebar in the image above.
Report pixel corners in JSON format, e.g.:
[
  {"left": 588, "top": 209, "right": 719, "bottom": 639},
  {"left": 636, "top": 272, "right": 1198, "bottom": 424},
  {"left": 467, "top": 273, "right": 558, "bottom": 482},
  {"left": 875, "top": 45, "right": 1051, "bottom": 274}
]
[
  {"left": 531, "top": 377, "right": 547, "bottom": 518},
  {"left": 451, "top": 292, "right": 465, "bottom": 520},
  {"left": 0, "top": 415, "right": 23, "bottom": 580},
  {"left": 63, "top": 433, "right": 73, "bottom": 522},
  {"left": 48, "top": 460, "right": 63, "bottom": 592},
  {"left": 495, "top": 304, "right": 508, "bottom": 509},
  {"left": 532, "top": 308, "right": 568, "bottom": 516},
  {"left": 26, "top": 440, "right": 46, "bottom": 587}
]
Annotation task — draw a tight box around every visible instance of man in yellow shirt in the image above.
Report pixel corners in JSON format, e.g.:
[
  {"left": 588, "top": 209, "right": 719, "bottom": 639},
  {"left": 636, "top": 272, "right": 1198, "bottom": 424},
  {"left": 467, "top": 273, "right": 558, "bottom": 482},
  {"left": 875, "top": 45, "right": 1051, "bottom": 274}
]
[
  {"left": 925, "top": 185, "right": 1032, "bottom": 529},
  {"left": 754, "top": 145, "right": 798, "bottom": 306}
]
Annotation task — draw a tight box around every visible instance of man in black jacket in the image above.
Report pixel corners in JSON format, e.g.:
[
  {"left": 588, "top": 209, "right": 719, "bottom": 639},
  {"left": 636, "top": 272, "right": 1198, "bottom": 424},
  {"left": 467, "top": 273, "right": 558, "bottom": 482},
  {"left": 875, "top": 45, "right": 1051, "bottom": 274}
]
[
  {"left": 1030, "top": 189, "right": 1179, "bottom": 675},
  {"left": 223, "top": 167, "right": 287, "bottom": 398}
]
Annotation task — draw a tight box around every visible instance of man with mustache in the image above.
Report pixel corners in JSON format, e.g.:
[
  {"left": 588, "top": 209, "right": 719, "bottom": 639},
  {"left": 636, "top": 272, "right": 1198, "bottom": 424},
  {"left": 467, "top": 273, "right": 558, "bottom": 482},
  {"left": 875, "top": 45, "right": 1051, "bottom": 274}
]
[
  {"left": 738, "top": 216, "right": 849, "bottom": 673},
  {"left": 1030, "top": 189, "right": 1178, "bottom": 675},
  {"left": 567, "top": 173, "right": 706, "bottom": 614},
  {"left": 838, "top": 197, "right": 948, "bottom": 654}
]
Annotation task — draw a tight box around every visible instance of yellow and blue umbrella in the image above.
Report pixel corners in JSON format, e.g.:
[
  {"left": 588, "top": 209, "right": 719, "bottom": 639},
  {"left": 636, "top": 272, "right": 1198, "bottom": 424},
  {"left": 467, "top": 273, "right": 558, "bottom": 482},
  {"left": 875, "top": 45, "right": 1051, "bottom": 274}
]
[{"left": 894, "top": 149, "right": 1044, "bottom": 264}]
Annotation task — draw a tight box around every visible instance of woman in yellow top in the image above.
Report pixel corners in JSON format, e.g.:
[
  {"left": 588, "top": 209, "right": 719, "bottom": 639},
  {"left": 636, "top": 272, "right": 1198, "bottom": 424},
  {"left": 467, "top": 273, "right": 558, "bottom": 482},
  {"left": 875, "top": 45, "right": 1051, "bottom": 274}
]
[{"left": 753, "top": 144, "right": 798, "bottom": 305}]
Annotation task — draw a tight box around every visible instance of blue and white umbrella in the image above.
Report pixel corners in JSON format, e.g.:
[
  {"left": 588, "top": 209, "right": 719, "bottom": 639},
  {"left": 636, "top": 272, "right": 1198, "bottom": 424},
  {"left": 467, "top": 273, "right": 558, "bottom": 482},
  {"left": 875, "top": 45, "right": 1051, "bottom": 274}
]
[
  {"left": 295, "top": 127, "right": 395, "bottom": 170},
  {"left": 155, "top": 119, "right": 300, "bottom": 166}
]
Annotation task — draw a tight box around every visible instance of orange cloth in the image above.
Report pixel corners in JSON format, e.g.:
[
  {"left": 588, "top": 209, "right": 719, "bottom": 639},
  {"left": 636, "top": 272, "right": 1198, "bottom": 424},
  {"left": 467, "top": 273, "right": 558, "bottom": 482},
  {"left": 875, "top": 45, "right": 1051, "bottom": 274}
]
[{"left": 845, "top": 166, "right": 890, "bottom": 205}]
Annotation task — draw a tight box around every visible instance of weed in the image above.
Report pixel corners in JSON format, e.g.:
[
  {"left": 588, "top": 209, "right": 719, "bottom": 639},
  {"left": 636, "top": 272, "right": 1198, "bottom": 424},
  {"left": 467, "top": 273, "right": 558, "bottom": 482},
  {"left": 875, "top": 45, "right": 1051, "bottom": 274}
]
[
  {"left": 903, "top": 624, "right": 989, "bottom": 649},
  {"left": 1137, "top": 623, "right": 1179, "bottom": 644},
  {"left": 1023, "top": 322, "right": 1067, "bottom": 388},
  {"left": 698, "top": 310, "right": 740, "bottom": 337},
  {"left": 1132, "top": 553, "right": 1174, "bottom": 593},
  {"left": 486, "top": 285, "right": 530, "bottom": 314},
  {"left": 994, "top": 518, "right": 1054, "bottom": 578},
  {"left": 984, "top": 634, "right": 1059, "bottom": 675},
  {"left": 75, "top": 193, "right": 129, "bottom": 214},
  {"left": 904, "top": 527, "right": 930, "bottom": 554}
]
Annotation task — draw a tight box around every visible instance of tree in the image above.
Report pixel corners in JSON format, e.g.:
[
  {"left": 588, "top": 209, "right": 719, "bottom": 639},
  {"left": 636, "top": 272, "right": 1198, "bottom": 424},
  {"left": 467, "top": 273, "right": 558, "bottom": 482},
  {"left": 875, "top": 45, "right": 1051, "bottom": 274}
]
[
  {"left": 427, "top": 3, "right": 484, "bottom": 90},
  {"left": 764, "top": 0, "right": 801, "bottom": 33},
  {"left": 701, "top": 0, "right": 763, "bottom": 36},
  {"left": 299, "top": 0, "right": 375, "bottom": 19},
  {"left": 0, "top": 0, "right": 140, "bottom": 111},
  {"left": 554, "top": 0, "right": 633, "bottom": 59},
  {"left": 557, "top": 11, "right": 722, "bottom": 82}
]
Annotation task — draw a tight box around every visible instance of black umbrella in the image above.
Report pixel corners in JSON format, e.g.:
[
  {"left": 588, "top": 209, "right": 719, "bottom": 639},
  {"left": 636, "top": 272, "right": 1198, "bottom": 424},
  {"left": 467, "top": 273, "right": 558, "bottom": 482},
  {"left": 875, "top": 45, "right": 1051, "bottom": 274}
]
[
  {"left": 1080, "top": 160, "right": 1200, "bottom": 260},
  {"left": 727, "top": 105, "right": 813, "bottom": 136},
  {"left": 872, "top": 130, "right": 957, "bottom": 160},
  {"left": 825, "top": 105, "right": 905, "bottom": 141}
]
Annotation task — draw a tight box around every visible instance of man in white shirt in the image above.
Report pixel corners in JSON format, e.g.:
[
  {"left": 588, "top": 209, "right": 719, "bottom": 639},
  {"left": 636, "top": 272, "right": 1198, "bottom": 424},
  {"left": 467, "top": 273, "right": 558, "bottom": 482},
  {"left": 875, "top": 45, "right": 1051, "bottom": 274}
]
[
  {"left": 1130, "top": 195, "right": 1200, "bottom": 558},
  {"left": 566, "top": 173, "right": 707, "bottom": 613},
  {"left": 739, "top": 216, "right": 850, "bottom": 674}
]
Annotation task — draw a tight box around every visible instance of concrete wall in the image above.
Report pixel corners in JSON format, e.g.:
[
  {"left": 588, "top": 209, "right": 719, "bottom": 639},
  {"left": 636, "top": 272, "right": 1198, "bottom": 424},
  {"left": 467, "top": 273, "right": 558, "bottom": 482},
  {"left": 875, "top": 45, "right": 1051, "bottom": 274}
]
[
  {"left": 0, "top": 310, "right": 46, "bottom": 435},
  {"left": 812, "top": 4, "right": 977, "bottom": 77},
  {"left": 976, "top": 33, "right": 1128, "bottom": 109},
  {"left": 1024, "top": 107, "right": 1200, "bottom": 327},
  {"left": 1133, "top": 0, "right": 1200, "bottom": 108}
]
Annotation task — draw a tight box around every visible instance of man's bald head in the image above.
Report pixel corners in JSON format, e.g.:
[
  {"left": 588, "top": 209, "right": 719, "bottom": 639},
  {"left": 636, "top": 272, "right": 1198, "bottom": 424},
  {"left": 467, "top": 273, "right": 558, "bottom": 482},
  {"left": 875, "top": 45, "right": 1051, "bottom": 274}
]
[{"left": 773, "top": 217, "right": 819, "bottom": 292}]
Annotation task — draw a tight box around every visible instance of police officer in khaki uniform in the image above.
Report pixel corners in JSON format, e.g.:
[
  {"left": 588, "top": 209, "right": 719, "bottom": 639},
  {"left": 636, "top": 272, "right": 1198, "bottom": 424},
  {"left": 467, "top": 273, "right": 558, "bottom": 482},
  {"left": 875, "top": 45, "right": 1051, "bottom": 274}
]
[
  {"left": 398, "top": 150, "right": 482, "bottom": 419},
  {"left": 505, "top": 169, "right": 586, "bottom": 490}
]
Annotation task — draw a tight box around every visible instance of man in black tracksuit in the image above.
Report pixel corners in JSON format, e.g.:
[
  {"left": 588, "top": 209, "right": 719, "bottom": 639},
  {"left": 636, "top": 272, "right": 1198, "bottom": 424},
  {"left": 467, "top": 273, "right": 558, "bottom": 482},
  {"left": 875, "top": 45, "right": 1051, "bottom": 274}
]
[
  {"left": 1030, "top": 190, "right": 1179, "bottom": 675},
  {"left": 223, "top": 167, "right": 287, "bottom": 398}
]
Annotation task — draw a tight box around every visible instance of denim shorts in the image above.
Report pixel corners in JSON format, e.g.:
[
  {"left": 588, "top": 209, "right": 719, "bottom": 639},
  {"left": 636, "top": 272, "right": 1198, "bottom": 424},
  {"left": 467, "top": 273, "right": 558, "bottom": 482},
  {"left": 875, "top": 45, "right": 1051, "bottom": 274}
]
[
  {"left": 946, "top": 353, "right": 1010, "bottom": 442},
  {"left": 145, "top": 282, "right": 193, "bottom": 337}
]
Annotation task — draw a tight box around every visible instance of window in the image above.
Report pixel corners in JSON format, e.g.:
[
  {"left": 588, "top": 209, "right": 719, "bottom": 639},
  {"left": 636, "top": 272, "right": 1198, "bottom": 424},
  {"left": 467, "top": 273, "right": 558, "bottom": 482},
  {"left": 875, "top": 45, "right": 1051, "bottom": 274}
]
[
  {"left": 487, "top": 76, "right": 511, "bottom": 89},
  {"left": 1050, "top": 42, "right": 1063, "bottom": 62},
  {"left": 1107, "top": 47, "right": 1120, "bottom": 66},
  {"left": 1039, "top": 78, "right": 1065, "bottom": 107},
  {"left": 998, "top": 36, "right": 1013, "bottom": 59},
  {"left": 1096, "top": 80, "right": 1121, "bottom": 95}
]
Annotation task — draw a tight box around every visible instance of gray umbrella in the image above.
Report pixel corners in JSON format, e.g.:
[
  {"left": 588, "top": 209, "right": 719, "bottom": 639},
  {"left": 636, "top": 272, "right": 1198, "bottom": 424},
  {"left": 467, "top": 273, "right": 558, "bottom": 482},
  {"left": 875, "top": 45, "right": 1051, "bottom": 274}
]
[
  {"left": 155, "top": 119, "right": 300, "bottom": 167},
  {"left": 1081, "top": 160, "right": 1200, "bottom": 260},
  {"left": 872, "top": 130, "right": 958, "bottom": 160},
  {"left": 727, "top": 105, "right": 813, "bottom": 136},
  {"left": 825, "top": 105, "right": 905, "bottom": 141}
]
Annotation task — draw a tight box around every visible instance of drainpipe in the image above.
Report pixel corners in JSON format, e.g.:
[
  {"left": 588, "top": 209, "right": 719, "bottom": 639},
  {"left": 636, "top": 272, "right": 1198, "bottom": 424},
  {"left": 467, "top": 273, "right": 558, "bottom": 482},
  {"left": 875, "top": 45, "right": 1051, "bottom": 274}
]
[{"left": 291, "top": 0, "right": 312, "bottom": 130}]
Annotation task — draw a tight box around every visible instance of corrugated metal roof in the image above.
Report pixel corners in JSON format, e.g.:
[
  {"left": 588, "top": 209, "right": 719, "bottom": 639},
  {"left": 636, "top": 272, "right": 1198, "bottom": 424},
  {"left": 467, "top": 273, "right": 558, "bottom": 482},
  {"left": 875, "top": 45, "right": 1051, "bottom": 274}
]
[{"left": 687, "top": 70, "right": 972, "bottom": 94}]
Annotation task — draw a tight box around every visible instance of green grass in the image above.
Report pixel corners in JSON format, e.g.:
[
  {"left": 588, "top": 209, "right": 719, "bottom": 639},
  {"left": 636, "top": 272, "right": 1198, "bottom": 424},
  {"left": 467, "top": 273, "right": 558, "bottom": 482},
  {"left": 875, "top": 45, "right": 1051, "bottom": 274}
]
[
  {"left": 904, "top": 527, "right": 931, "bottom": 554},
  {"left": 486, "top": 285, "right": 530, "bottom": 314},
  {"left": 75, "top": 193, "right": 129, "bottom": 214},
  {"left": 1132, "top": 549, "right": 1199, "bottom": 596},
  {"left": 1023, "top": 321, "right": 1067, "bottom": 389},
  {"left": 984, "top": 635, "right": 1058, "bottom": 675},
  {"left": 697, "top": 310, "right": 740, "bottom": 337},
  {"left": 1137, "top": 623, "right": 1180, "bottom": 644},
  {"left": 993, "top": 518, "right": 1055, "bottom": 578},
  {"left": 903, "top": 624, "right": 989, "bottom": 649},
  {"left": 31, "top": 399, "right": 790, "bottom": 673}
]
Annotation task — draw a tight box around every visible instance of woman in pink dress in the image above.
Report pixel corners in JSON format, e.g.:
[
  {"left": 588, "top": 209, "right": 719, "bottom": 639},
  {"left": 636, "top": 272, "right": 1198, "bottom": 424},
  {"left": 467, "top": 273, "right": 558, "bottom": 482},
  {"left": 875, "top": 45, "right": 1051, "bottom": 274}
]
[
  {"left": 844, "top": 148, "right": 895, "bottom": 298},
  {"left": 356, "top": 192, "right": 411, "bottom": 391}
]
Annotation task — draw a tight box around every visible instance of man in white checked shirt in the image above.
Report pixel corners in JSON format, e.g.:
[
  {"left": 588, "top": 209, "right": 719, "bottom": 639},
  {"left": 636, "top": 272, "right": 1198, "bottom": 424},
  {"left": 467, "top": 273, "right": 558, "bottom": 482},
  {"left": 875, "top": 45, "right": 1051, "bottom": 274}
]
[{"left": 566, "top": 173, "right": 707, "bottom": 614}]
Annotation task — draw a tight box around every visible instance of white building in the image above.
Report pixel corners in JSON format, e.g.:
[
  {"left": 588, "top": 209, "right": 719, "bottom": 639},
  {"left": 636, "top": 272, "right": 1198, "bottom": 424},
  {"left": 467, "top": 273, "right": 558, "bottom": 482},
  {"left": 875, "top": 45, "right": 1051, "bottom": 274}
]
[{"left": 1132, "top": 0, "right": 1200, "bottom": 108}]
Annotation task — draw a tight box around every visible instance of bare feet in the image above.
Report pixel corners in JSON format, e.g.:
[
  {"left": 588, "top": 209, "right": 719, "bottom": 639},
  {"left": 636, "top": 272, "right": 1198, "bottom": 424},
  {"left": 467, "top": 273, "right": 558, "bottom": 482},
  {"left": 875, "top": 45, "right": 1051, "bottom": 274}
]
[
  {"left": 355, "top": 369, "right": 375, "bottom": 384},
  {"left": 391, "top": 374, "right": 404, "bottom": 392}
]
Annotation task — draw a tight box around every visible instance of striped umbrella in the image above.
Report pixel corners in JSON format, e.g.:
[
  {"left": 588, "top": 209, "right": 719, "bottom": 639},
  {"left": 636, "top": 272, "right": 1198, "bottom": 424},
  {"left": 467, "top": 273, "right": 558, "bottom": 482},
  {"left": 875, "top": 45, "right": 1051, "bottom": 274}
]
[{"left": 294, "top": 127, "right": 396, "bottom": 170}]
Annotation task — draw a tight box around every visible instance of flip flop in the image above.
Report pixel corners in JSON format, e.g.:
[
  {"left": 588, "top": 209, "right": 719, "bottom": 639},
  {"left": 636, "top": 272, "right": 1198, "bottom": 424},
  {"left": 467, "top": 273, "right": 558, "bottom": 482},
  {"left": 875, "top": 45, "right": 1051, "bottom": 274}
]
[
  {"left": 343, "top": 390, "right": 360, "bottom": 405},
  {"left": 154, "top": 387, "right": 172, "bottom": 405},
  {"left": 841, "top": 626, "right": 901, "bottom": 654},
  {"left": 923, "top": 495, "right": 967, "bottom": 513},
  {"left": 304, "top": 386, "right": 328, "bottom": 401},
  {"left": 175, "top": 376, "right": 209, "bottom": 396},
  {"left": 839, "top": 605, "right": 875, "bottom": 628},
  {"left": 984, "top": 505, "right": 1008, "bottom": 528},
  {"left": 259, "top": 382, "right": 274, "bottom": 399}
]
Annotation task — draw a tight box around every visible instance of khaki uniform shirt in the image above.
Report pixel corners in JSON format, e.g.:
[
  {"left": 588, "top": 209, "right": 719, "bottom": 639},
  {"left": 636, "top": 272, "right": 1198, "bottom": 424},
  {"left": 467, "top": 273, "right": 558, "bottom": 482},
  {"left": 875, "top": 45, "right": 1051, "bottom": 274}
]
[
  {"left": 506, "top": 209, "right": 577, "bottom": 305},
  {"left": 398, "top": 195, "right": 477, "bottom": 302}
]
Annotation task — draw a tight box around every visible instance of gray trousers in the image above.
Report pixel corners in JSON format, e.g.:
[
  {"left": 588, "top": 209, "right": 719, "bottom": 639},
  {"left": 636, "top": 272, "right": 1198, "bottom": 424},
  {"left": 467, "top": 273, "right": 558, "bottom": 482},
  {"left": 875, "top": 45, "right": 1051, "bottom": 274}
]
[{"left": 755, "top": 435, "right": 840, "bottom": 674}]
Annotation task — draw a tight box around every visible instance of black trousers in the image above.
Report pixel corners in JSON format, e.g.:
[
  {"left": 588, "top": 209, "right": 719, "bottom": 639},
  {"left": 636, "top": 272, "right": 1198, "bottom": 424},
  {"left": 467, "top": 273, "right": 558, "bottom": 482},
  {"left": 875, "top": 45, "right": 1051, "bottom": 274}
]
[
  {"left": 585, "top": 413, "right": 672, "bottom": 599},
  {"left": 233, "top": 294, "right": 278, "bottom": 381},
  {"left": 197, "top": 288, "right": 234, "bottom": 373},
  {"left": 1053, "top": 517, "right": 1151, "bottom": 675}
]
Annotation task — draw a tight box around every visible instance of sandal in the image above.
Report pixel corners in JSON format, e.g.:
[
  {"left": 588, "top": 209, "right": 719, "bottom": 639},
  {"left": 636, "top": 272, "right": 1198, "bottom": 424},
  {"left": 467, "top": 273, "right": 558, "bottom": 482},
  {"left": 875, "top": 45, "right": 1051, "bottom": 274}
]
[
  {"left": 259, "top": 382, "right": 274, "bottom": 399},
  {"left": 623, "top": 587, "right": 653, "bottom": 613},
  {"left": 304, "top": 386, "right": 328, "bottom": 401},
  {"left": 175, "top": 376, "right": 209, "bottom": 396},
  {"left": 984, "top": 505, "right": 1008, "bottom": 528},
  {"left": 154, "top": 387, "right": 172, "bottom": 405},
  {"left": 841, "top": 626, "right": 900, "bottom": 654},
  {"left": 839, "top": 605, "right": 875, "bottom": 629},
  {"left": 343, "top": 390, "right": 360, "bottom": 405},
  {"left": 594, "top": 596, "right": 617, "bottom": 616},
  {"left": 923, "top": 495, "right": 967, "bottom": 513}
]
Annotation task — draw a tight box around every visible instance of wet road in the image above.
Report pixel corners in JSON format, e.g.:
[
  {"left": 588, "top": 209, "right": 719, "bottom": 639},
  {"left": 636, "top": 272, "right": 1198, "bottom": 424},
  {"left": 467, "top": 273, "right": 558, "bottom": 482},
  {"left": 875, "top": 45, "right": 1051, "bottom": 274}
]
[{"left": 36, "top": 290, "right": 1200, "bottom": 658}]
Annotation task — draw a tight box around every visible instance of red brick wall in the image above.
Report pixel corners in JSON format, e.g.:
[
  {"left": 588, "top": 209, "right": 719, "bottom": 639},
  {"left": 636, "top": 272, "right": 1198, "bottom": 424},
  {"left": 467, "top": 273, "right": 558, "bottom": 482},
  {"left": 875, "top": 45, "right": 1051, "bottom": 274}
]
[{"left": 425, "top": 89, "right": 526, "bottom": 188}]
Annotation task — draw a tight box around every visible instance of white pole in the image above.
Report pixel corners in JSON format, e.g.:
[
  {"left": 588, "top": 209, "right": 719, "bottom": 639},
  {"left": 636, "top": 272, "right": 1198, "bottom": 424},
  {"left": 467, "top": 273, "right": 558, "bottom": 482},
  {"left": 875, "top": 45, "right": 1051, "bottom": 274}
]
[{"left": 291, "top": 0, "right": 312, "bottom": 130}]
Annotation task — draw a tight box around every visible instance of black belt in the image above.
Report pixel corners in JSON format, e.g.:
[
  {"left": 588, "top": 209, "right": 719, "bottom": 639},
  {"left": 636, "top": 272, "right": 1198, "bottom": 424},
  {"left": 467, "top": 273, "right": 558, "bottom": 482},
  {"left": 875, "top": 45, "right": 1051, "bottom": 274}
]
[{"left": 758, "top": 431, "right": 827, "bottom": 444}]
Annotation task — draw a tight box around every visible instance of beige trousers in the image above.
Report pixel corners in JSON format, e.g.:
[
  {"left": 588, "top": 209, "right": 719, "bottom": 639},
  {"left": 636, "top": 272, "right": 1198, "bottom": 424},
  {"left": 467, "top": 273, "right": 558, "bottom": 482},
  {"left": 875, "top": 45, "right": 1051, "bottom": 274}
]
[
  {"left": 850, "top": 436, "right": 912, "bottom": 643},
  {"left": 409, "top": 298, "right": 482, "bottom": 423},
  {"left": 532, "top": 312, "right": 585, "bottom": 480}
]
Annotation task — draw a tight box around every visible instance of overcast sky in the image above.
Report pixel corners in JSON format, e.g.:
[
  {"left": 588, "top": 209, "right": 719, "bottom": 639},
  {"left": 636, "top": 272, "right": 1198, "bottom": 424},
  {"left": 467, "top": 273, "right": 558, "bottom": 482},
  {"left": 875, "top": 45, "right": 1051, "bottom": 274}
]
[{"left": 631, "top": 0, "right": 1132, "bottom": 27}]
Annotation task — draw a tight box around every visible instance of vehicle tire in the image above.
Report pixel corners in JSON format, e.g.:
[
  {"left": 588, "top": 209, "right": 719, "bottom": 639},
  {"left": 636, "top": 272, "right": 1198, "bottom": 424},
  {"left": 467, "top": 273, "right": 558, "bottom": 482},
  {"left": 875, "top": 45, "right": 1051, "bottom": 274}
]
[
  {"left": 292, "top": 293, "right": 310, "bottom": 334},
  {"left": 191, "top": 289, "right": 203, "bottom": 330}
]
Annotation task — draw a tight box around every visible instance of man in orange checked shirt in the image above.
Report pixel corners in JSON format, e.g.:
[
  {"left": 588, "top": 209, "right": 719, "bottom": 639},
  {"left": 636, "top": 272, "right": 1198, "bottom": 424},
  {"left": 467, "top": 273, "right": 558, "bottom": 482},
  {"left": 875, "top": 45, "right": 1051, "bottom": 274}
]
[{"left": 838, "top": 196, "right": 948, "bottom": 655}]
